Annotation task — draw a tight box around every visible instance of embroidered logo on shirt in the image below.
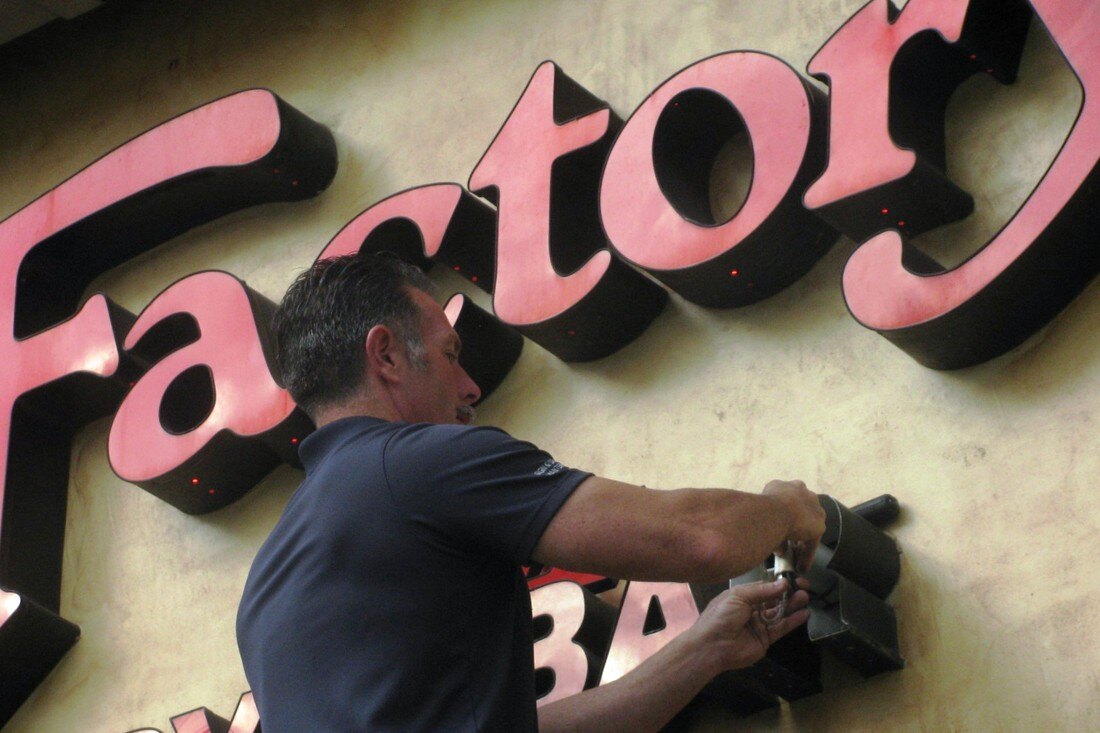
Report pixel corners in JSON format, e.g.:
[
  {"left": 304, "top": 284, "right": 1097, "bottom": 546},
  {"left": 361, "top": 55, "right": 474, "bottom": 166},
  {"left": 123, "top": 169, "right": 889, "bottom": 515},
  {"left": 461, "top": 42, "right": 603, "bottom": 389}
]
[{"left": 534, "top": 459, "right": 565, "bottom": 477}]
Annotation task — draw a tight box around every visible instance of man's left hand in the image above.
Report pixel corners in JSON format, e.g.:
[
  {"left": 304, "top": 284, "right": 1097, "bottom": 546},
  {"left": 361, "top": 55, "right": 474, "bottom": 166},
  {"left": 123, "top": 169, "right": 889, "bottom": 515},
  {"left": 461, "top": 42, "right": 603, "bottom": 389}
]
[{"left": 691, "top": 579, "right": 811, "bottom": 673}]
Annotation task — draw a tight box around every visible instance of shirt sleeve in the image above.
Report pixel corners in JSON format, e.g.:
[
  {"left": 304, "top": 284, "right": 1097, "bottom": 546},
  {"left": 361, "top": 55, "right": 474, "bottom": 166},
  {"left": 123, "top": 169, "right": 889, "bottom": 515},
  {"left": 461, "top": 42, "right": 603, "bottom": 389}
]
[{"left": 381, "top": 423, "right": 591, "bottom": 564}]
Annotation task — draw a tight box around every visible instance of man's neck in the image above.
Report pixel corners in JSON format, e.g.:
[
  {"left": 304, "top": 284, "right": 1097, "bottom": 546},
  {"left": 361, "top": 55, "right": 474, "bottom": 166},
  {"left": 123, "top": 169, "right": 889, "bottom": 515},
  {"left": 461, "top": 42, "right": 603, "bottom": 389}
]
[{"left": 311, "top": 392, "right": 399, "bottom": 430}]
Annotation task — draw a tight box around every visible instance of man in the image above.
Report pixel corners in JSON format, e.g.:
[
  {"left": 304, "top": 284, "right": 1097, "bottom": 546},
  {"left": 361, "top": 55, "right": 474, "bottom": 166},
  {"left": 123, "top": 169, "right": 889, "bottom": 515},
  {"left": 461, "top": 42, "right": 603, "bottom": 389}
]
[{"left": 237, "top": 253, "right": 825, "bottom": 732}]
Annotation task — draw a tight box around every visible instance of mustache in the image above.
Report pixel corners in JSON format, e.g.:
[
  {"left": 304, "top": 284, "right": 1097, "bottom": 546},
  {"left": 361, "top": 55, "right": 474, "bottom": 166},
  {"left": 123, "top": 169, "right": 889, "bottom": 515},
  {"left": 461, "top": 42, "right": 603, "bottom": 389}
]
[{"left": 457, "top": 404, "right": 477, "bottom": 423}]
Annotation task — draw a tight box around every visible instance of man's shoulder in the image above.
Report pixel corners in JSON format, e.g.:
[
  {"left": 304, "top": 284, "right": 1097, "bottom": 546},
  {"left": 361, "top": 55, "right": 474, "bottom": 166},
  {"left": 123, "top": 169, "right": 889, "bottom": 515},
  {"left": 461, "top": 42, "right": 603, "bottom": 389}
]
[
  {"left": 386, "top": 421, "right": 515, "bottom": 450},
  {"left": 382, "top": 422, "right": 545, "bottom": 484}
]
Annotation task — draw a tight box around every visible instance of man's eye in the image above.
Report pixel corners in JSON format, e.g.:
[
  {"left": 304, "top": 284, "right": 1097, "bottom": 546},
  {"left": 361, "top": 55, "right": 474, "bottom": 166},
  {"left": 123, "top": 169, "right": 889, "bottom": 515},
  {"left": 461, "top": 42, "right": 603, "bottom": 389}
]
[{"left": 446, "top": 352, "right": 458, "bottom": 363}]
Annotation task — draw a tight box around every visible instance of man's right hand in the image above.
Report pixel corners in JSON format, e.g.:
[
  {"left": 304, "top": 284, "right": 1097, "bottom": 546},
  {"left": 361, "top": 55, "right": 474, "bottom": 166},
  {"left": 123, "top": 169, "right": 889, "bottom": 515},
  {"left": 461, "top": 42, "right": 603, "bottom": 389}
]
[{"left": 762, "top": 479, "right": 826, "bottom": 573}]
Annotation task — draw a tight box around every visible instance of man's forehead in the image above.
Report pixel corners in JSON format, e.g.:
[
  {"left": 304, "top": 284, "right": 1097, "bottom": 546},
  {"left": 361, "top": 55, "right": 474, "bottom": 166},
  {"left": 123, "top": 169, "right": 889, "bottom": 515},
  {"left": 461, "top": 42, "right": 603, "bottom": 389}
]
[{"left": 408, "top": 287, "right": 457, "bottom": 340}]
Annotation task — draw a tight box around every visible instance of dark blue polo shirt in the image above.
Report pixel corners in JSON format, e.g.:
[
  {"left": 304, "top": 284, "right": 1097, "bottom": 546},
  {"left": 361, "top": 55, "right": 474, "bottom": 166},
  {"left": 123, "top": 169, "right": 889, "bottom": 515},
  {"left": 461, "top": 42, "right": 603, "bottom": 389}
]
[{"left": 237, "top": 417, "right": 589, "bottom": 732}]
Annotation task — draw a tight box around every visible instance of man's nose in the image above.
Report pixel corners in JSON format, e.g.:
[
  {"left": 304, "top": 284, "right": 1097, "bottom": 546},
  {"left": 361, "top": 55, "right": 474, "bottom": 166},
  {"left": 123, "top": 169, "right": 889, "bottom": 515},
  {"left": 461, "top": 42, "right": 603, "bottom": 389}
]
[{"left": 460, "top": 367, "right": 481, "bottom": 404}]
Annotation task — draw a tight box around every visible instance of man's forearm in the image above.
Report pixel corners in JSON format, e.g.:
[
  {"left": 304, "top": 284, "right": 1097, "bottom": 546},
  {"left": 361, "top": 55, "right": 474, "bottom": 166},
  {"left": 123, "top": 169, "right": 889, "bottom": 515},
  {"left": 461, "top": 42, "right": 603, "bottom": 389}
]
[
  {"left": 533, "top": 477, "right": 822, "bottom": 584},
  {"left": 665, "top": 487, "right": 793, "bottom": 581},
  {"left": 534, "top": 479, "right": 796, "bottom": 583},
  {"left": 536, "top": 624, "right": 721, "bottom": 733}
]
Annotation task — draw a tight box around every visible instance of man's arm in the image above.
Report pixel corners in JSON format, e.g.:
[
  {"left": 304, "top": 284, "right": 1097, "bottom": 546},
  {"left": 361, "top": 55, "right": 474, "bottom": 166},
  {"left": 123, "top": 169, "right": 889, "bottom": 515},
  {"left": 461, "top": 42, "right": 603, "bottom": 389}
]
[
  {"left": 537, "top": 580, "right": 810, "bottom": 733},
  {"left": 532, "top": 477, "right": 825, "bottom": 583}
]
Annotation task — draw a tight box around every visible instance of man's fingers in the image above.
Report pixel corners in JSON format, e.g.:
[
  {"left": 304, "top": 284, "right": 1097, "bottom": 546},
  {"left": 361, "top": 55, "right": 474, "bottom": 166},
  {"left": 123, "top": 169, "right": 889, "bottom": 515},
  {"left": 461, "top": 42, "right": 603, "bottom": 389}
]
[
  {"left": 785, "top": 589, "right": 810, "bottom": 614},
  {"left": 796, "top": 539, "right": 819, "bottom": 574},
  {"left": 732, "top": 580, "right": 811, "bottom": 610},
  {"left": 731, "top": 579, "right": 788, "bottom": 606},
  {"left": 767, "top": 608, "right": 810, "bottom": 640}
]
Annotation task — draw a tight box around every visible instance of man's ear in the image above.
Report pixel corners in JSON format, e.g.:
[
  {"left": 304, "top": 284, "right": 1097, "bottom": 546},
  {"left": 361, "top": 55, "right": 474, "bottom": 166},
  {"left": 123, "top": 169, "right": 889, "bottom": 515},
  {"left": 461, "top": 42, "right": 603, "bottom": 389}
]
[{"left": 365, "top": 324, "right": 401, "bottom": 383}]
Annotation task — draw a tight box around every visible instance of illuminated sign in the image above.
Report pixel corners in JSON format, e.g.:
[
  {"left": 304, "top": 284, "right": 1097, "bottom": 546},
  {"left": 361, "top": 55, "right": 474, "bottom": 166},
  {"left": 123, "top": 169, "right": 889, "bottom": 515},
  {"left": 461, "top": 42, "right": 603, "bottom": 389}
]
[{"left": 0, "top": 0, "right": 1096, "bottom": 728}]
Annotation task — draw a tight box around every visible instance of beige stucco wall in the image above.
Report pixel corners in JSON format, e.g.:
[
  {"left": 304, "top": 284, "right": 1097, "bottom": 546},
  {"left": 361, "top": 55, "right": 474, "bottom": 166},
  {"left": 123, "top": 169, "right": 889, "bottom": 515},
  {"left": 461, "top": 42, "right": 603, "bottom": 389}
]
[{"left": 0, "top": 0, "right": 1094, "bottom": 730}]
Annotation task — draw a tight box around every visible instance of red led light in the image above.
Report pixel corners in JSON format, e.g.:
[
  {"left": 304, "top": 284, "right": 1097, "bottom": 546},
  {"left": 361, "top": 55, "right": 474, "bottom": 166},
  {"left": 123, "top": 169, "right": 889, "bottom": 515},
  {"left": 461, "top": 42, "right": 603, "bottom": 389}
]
[
  {"left": 190, "top": 477, "right": 200, "bottom": 485},
  {"left": 969, "top": 54, "right": 977, "bottom": 60},
  {"left": 208, "top": 489, "right": 216, "bottom": 495},
  {"left": 290, "top": 437, "right": 299, "bottom": 445},
  {"left": 881, "top": 208, "right": 889, "bottom": 215},
  {"left": 898, "top": 221, "right": 906, "bottom": 227},
  {"left": 471, "top": 276, "right": 479, "bottom": 283},
  {"left": 730, "top": 269, "right": 740, "bottom": 277},
  {"left": 567, "top": 329, "right": 576, "bottom": 337},
  {"left": 453, "top": 265, "right": 461, "bottom": 272},
  {"left": 291, "top": 180, "right": 299, "bottom": 186}
]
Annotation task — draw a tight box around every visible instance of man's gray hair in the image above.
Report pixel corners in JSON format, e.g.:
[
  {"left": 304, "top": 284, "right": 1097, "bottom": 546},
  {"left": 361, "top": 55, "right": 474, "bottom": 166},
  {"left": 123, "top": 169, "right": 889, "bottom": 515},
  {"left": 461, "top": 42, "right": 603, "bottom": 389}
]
[{"left": 272, "top": 253, "right": 435, "bottom": 418}]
